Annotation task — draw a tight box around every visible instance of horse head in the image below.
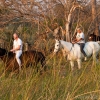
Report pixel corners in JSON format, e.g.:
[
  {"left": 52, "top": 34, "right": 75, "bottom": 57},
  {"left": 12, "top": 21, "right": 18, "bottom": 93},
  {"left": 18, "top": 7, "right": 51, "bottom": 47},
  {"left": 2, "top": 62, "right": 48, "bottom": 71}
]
[
  {"left": 54, "top": 39, "right": 62, "bottom": 53},
  {"left": 88, "top": 34, "right": 94, "bottom": 41}
]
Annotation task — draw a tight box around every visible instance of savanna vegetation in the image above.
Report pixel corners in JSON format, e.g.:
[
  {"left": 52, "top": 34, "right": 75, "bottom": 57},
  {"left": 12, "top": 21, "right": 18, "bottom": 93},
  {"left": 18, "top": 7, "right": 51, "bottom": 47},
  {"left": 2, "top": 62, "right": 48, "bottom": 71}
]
[{"left": 0, "top": 0, "right": 100, "bottom": 100}]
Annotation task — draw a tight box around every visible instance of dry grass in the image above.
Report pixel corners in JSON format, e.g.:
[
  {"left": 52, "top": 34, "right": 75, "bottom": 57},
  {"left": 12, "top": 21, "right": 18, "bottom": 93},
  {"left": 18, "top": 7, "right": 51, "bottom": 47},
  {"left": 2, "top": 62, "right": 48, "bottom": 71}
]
[{"left": 0, "top": 54, "right": 100, "bottom": 100}]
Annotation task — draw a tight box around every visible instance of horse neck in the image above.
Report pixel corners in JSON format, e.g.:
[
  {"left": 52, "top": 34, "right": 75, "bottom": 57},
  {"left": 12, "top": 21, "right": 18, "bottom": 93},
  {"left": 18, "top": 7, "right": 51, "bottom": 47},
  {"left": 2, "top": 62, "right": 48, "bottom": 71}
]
[
  {"left": 0, "top": 50, "right": 14, "bottom": 62},
  {"left": 0, "top": 48, "right": 9, "bottom": 59},
  {"left": 60, "top": 40, "right": 72, "bottom": 51}
]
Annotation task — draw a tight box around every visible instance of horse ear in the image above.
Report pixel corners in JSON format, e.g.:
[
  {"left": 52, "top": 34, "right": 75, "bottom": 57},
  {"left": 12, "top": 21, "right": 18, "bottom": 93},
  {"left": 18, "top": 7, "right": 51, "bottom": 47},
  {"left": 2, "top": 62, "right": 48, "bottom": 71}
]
[
  {"left": 55, "top": 38, "right": 60, "bottom": 43},
  {"left": 55, "top": 35, "right": 60, "bottom": 41},
  {"left": 55, "top": 38, "right": 59, "bottom": 42},
  {"left": 55, "top": 39, "right": 58, "bottom": 42}
]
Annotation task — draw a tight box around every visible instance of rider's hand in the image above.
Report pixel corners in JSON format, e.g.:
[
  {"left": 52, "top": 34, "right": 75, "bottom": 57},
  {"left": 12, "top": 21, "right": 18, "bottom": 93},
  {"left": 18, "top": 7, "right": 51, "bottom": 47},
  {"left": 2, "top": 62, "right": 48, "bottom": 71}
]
[
  {"left": 10, "top": 49, "right": 14, "bottom": 52},
  {"left": 72, "top": 41, "right": 75, "bottom": 44}
]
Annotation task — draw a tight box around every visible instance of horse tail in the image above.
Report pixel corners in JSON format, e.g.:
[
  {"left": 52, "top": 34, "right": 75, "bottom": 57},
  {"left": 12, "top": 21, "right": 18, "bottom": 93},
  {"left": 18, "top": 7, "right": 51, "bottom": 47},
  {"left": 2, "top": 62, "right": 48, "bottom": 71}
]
[{"left": 97, "top": 41, "right": 100, "bottom": 50}]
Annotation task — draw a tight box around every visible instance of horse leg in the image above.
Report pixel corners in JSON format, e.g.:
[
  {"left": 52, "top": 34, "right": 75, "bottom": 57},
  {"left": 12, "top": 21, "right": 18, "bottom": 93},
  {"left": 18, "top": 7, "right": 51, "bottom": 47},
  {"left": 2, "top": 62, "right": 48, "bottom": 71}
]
[
  {"left": 77, "top": 59, "right": 81, "bottom": 69},
  {"left": 92, "top": 53, "right": 97, "bottom": 65},
  {"left": 70, "top": 61, "right": 74, "bottom": 71},
  {"left": 34, "top": 61, "right": 38, "bottom": 72}
]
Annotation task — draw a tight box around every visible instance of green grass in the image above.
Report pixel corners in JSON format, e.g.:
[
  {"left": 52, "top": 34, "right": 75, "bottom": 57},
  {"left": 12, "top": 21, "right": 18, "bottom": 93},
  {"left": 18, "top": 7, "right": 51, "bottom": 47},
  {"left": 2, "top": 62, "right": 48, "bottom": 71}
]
[{"left": 0, "top": 55, "right": 100, "bottom": 100}]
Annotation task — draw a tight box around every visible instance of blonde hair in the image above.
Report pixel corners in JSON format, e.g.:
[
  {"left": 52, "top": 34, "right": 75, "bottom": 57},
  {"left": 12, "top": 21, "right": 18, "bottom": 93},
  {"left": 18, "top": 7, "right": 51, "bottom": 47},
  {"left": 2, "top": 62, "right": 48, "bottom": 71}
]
[{"left": 76, "top": 27, "right": 82, "bottom": 31}]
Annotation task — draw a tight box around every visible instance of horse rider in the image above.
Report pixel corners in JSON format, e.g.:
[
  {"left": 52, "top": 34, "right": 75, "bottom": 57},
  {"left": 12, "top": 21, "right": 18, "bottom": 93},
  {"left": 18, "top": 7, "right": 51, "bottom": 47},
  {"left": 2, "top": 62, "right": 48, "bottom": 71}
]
[
  {"left": 72, "top": 27, "right": 87, "bottom": 60},
  {"left": 10, "top": 33, "right": 23, "bottom": 71}
]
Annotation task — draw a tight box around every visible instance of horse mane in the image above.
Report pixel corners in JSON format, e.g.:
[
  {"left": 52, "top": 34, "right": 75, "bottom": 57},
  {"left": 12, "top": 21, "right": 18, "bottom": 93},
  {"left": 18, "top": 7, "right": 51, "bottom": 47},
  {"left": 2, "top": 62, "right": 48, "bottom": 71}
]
[
  {"left": 60, "top": 40, "right": 72, "bottom": 46},
  {"left": 59, "top": 40, "right": 73, "bottom": 52}
]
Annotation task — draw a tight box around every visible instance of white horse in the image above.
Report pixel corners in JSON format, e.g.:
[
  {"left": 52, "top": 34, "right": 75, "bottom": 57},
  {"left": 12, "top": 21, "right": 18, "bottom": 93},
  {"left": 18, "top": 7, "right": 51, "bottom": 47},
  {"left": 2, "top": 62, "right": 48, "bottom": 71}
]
[{"left": 54, "top": 39, "right": 100, "bottom": 70}]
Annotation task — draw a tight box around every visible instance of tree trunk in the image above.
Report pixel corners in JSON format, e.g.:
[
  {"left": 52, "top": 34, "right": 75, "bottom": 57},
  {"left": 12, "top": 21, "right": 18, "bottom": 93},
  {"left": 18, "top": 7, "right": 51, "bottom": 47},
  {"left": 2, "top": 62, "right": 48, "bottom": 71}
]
[
  {"left": 91, "top": 0, "right": 99, "bottom": 36},
  {"left": 65, "top": 2, "right": 82, "bottom": 42},
  {"left": 65, "top": 13, "right": 71, "bottom": 42}
]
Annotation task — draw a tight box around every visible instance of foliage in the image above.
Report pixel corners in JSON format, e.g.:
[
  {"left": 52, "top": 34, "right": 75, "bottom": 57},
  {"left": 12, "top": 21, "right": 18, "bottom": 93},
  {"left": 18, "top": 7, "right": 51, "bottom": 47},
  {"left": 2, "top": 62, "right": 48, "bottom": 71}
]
[{"left": 0, "top": 54, "right": 100, "bottom": 100}]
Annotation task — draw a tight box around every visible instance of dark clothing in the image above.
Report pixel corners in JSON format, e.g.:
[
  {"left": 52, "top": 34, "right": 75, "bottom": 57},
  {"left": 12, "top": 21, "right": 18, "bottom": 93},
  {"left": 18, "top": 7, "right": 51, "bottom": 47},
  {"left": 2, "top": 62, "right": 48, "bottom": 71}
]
[{"left": 78, "top": 43, "right": 87, "bottom": 57}]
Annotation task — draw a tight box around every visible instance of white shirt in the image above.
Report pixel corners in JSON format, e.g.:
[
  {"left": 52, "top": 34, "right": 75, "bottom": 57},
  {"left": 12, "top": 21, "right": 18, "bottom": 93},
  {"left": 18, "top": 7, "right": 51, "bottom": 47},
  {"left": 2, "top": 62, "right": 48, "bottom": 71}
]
[
  {"left": 13, "top": 38, "right": 23, "bottom": 52},
  {"left": 76, "top": 32, "right": 85, "bottom": 43}
]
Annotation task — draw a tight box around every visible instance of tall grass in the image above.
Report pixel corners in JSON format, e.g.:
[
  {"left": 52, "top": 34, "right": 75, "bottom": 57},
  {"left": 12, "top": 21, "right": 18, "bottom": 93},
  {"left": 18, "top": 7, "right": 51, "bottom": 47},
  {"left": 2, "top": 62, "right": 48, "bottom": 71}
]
[{"left": 0, "top": 54, "right": 100, "bottom": 100}]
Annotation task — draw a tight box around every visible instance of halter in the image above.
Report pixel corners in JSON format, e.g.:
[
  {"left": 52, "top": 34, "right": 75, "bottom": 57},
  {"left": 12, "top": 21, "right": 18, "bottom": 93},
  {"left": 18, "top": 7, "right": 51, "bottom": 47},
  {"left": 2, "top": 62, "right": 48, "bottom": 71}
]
[{"left": 54, "top": 40, "right": 61, "bottom": 52}]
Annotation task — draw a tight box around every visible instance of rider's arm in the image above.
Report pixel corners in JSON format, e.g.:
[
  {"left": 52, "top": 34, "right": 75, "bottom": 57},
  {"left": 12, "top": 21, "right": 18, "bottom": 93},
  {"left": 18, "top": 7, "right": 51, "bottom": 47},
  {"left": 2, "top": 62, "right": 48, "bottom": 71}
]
[
  {"left": 76, "top": 38, "right": 84, "bottom": 42},
  {"left": 10, "top": 45, "right": 21, "bottom": 52},
  {"left": 72, "top": 33, "right": 84, "bottom": 43}
]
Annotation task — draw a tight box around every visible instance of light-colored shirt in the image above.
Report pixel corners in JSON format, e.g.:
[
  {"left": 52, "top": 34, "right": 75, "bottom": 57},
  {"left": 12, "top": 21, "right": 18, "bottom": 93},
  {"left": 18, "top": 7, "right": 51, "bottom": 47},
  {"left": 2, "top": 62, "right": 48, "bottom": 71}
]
[
  {"left": 76, "top": 32, "right": 85, "bottom": 43},
  {"left": 13, "top": 38, "right": 23, "bottom": 52}
]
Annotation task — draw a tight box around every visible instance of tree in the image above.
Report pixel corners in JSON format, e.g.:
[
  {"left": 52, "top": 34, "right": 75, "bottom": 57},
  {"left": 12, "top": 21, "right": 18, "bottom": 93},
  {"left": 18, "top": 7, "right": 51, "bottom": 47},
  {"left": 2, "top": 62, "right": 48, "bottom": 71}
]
[
  {"left": 65, "top": 1, "right": 83, "bottom": 41},
  {"left": 91, "top": 0, "right": 99, "bottom": 36}
]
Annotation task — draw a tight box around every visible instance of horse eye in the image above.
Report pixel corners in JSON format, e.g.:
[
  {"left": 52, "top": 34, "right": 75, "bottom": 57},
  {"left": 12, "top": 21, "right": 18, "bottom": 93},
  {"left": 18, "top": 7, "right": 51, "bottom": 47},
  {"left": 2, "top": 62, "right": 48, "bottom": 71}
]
[{"left": 57, "top": 45, "right": 59, "bottom": 46}]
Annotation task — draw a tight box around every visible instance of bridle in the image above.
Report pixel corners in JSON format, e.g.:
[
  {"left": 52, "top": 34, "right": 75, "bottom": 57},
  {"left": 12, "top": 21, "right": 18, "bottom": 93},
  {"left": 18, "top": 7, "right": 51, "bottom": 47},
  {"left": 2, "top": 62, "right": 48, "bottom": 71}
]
[{"left": 54, "top": 40, "right": 61, "bottom": 52}]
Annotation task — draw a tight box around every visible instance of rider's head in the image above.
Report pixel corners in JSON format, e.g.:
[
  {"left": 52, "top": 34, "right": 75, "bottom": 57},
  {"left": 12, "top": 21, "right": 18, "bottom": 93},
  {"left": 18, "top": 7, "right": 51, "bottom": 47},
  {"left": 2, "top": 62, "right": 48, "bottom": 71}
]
[
  {"left": 77, "top": 28, "right": 82, "bottom": 33},
  {"left": 13, "top": 33, "right": 19, "bottom": 40}
]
